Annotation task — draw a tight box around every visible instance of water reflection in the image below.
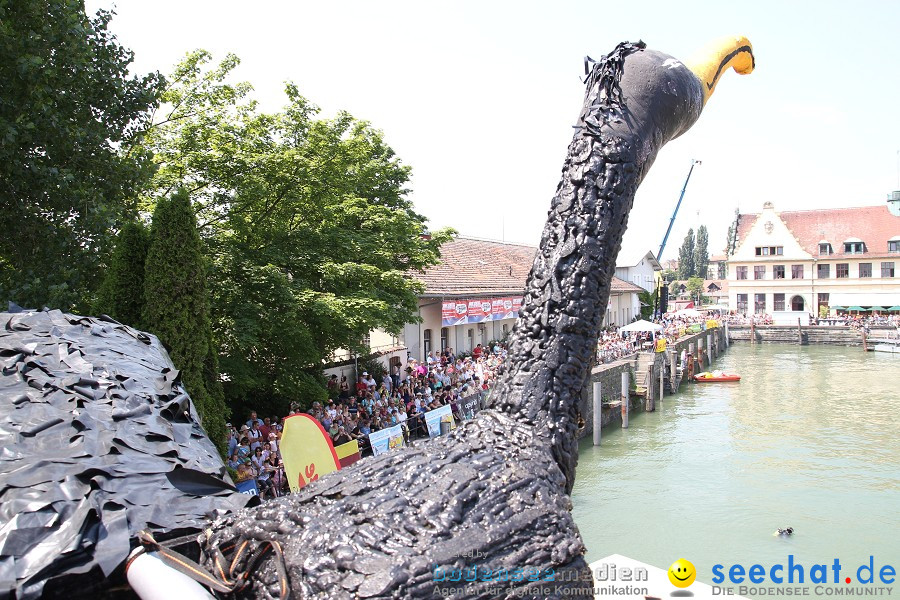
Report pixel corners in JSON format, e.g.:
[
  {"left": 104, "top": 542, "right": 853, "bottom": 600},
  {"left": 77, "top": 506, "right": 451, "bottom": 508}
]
[{"left": 572, "top": 343, "right": 900, "bottom": 582}]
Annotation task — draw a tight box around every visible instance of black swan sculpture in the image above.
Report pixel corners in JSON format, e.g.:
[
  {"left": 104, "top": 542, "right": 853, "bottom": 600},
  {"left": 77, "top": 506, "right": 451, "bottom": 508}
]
[
  {"left": 0, "top": 37, "right": 754, "bottom": 600},
  {"left": 184, "top": 37, "right": 755, "bottom": 599}
]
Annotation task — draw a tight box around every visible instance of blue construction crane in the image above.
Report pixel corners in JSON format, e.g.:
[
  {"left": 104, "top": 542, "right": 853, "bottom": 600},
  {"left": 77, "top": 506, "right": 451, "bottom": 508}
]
[{"left": 657, "top": 159, "right": 701, "bottom": 261}]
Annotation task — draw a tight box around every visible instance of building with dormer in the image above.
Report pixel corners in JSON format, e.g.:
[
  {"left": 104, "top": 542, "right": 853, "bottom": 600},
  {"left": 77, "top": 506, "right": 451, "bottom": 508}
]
[{"left": 727, "top": 198, "right": 900, "bottom": 316}]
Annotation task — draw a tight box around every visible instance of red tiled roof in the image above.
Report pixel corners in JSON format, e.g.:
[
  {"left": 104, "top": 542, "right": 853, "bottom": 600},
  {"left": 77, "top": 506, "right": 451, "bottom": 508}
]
[
  {"left": 413, "top": 237, "right": 644, "bottom": 297},
  {"left": 736, "top": 205, "right": 900, "bottom": 258}
]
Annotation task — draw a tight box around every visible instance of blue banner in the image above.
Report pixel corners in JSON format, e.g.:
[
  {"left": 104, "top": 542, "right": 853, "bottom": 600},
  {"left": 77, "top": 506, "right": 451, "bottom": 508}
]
[{"left": 235, "top": 478, "right": 259, "bottom": 496}]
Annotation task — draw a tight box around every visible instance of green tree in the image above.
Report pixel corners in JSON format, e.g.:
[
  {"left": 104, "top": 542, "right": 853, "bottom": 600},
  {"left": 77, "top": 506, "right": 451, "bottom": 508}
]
[
  {"left": 140, "top": 53, "right": 452, "bottom": 416},
  {"left": 694, "top": 225, "right": 709, "bottom": 280},
  {"left": 143, "top": 189, "right": 227, "bottom": 450},
  {"left": 638, "top": 290, "right": 656, "bottom": 319},
  {"left": 686, "top": 276, "right": 705, "bottom": 304},
  {"left": 725, "top": 208, "right": 740, "bottom": 256},
  {"left": 677, "top": 229, "right": 695, "bottom": 279},
  {"left": 95, "top": 221, "right": 150, "bottom": 326},
  {"left": 0, "top": 0, "right": 163, "bottom": 310}
]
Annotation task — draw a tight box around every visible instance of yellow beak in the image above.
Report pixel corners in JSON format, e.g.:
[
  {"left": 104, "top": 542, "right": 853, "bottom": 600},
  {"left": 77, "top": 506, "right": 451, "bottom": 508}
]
[{"left": 686, "top": 36, "right": 755, "bottom": 105}]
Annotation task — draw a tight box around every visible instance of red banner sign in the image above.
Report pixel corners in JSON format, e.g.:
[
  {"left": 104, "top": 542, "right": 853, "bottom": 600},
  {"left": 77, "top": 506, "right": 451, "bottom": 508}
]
[
  {"left": 442, "top": 297, "right": 521, "bottom": 326},
  {"left": 441, "top": 301, "right": 468, "bottom": 326}
]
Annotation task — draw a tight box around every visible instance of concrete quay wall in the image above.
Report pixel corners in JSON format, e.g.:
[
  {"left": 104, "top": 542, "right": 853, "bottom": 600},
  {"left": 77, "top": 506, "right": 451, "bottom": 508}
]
[
  {"left": 728, "top": 325, "right": 896, "bottom": 346},
  {"left": 577, "top": 326, "right": 728, "bottom": 440}
]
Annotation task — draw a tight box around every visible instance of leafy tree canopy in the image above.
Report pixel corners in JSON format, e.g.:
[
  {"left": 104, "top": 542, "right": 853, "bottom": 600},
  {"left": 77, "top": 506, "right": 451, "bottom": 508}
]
[
  {"left": 0, "top": 0, "right": 163, "bottom": 310},
  {"left": 686, "top": 276, "right": 705, "bottom": 303},
  {"left": 140, "top": 52, "right": 453, "bottom": 416}
]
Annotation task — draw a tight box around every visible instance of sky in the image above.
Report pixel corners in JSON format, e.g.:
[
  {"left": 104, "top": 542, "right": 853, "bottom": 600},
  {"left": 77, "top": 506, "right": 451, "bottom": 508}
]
[{"left": 87, "top": 0, "right": 900, "bottom": 264}]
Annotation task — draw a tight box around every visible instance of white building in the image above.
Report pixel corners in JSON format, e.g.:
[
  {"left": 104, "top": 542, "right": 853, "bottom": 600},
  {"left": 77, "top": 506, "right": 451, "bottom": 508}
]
[
  {"left": 727, "top": 200, "right": 900, "bottom": 316},
  {"left": 615, "top": 250, "right": 662, "bottom": 293},
  {"left": 403, "top": 237, "right": 645, "bottom": 361}
]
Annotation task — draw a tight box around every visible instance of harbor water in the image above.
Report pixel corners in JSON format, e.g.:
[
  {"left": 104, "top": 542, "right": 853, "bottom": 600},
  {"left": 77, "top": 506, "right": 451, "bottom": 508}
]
[{"left": 573, "top": 343, "right": 900, "bottom": 583}]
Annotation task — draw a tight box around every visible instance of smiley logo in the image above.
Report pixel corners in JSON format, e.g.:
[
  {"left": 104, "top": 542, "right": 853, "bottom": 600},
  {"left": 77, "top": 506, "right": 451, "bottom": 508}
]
[{"left": 668, "top": 558, "right": 696, "bottom": 588}]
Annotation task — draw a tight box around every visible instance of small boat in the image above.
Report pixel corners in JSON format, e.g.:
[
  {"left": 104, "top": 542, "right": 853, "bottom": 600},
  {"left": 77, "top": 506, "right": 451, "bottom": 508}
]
[
  {"left": 693, "top": 370, "right": 741, "bottom": 382},
  {"left": 872, "top": 340, "right": 900, "bottom": 354}
]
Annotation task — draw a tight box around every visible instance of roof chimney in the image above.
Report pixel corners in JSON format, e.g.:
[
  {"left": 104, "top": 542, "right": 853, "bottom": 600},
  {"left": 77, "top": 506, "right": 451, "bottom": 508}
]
[{"left": 888, "top": 191, "right": 900, "bottom": 217}]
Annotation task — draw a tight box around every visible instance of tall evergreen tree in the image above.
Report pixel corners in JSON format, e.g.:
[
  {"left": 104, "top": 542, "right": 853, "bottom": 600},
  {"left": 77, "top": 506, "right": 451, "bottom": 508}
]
[
  {"left": 95, "top": 221, "right": 150, "bottom": 326},
  {"left": 725, "top": 208, "right": 740, "bottom": 256},
  {"left": 677, "top": 228, "right": 695, "bottom": 279},
  {"left": 143, "top": 189, "right": 227, "bottom": 451},
  {"left": 694, "top": 225, "right": 709, "bottom": 280}
]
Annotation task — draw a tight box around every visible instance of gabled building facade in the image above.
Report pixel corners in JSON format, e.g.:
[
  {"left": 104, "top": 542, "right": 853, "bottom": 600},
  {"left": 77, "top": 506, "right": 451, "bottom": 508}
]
[
  {"left": 404, "top": 237, "right": 645, "bottom": 361},
  {"left": 727, "top": 201, "right": 900, "bottom": 316},
  {"left": 615, "top": 250, "right": 662, "bottom": 293}
]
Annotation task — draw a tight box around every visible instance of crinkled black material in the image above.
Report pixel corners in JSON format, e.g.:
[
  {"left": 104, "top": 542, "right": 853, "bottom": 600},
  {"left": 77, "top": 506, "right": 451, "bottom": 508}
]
[{"left": 0, "top": 308, "right": 253, "bottom": 599}]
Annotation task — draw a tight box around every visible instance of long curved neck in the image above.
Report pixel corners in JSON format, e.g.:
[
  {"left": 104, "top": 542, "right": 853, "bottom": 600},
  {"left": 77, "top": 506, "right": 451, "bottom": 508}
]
[{"left": 489, "top": 44, "right": 651, "bottom": 494}]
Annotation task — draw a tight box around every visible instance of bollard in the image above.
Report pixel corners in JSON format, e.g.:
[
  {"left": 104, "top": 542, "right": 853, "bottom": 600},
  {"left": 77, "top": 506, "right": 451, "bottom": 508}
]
[
  {"left": 725, "top": 321, "right": 730, "bottom": 347},
  {"left": 592, "top": 381, "right": 602, "bottom": 446},
  {"left": 621, "top": 371, "right": 629, "bottom": 428},
  {"left": 645, "top": 364, "right": 654, "bottom": 411},
  {"left": 669, "top": 350, "right": 676, "bottom": 390},
  {"left": 659, "top": 359, "right": 665, "bottom": 403},
  {"left": 698, "top": 337, "right": 704, "bottom": 368}
]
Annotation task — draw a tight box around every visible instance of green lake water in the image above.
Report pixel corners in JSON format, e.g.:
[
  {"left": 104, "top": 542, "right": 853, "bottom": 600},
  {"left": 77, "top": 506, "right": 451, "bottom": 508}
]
[{"left": 572, "top": 342, "right": 900, "bottom": 584}]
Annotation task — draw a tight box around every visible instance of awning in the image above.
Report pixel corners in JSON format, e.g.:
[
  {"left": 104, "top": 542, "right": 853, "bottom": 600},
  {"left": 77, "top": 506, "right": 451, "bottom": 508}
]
[{"left": 827, "top": 293, "right": 900, "bottom": 307}]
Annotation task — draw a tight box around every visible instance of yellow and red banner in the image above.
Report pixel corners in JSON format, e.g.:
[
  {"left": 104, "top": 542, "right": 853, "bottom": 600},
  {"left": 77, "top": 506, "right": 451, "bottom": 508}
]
[
  {"left": 280, "top": 414, "right": 340, "bottom": 493},
  {"left": 334, "top": 440, "right": 361, "bottom": 468}
]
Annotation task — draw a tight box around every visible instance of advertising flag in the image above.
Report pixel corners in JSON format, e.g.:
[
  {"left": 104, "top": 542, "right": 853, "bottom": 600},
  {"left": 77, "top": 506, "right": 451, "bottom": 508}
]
[{"left": 280, "top": 414, "right": 341, "bottom": 493}]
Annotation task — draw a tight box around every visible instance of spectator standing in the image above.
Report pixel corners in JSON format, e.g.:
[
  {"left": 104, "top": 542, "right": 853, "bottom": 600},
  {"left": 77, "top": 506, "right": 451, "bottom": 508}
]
[{"left": 246, "top": 411, "right": 264, "bottom": 429}]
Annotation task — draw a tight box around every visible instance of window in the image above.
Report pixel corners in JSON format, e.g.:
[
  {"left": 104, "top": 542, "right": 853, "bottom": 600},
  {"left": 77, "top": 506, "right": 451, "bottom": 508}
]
[
  {"left": 844, "top": 242, "right": 865, "bottom": 254},
  {"left": 466, "top": 328, "right": 474, "bottom": 351},
  {"left": 792, "top": 295, "right": 806, "bottom": 311},
  {"left": 754, "top": 293, "right": 766, "bottom": 314},
  {"left": 859, "top": 263, "right": 872, "bottom": 278},
  {"left": 423, "top": 329, "right": 432, "bottom": 355},
  {"left": 774, "top": 293, "right": 785, "bottom": 311},
  {"left": 818, "top": 293, "right": 829, "bottom": 312},
  {"left": 736, "top": 294, "right": 748, "bottom": 314},
  {"left": 791, "top": 265, "right": 804, "bottom": 279},
  {"left": 362, "top": 332, "right": 371, "bottom": 348},
  {"left": 819, "top": 243, "right": 832, "bottom": 255},
  {"left": 754, "top": 266, "right": 765, "bottom": 280},
  {"left": 773, "top": 265, "right": 785, "bottom": 279},
  {"left": 836, "top": 263, "right": 849, "bottom": 278},
  {"left": 736, "top": 266, "right": 748, "bottom": 280},
  {"left": 818, "top": 264, "right": 830, "bottom": 279},
  {"left": 890, "top": 240, "right": 900, "bottom": 253},
  {"left": 440, "top": 327, "right": 448, "bottom": 351},
  {"left": 883, "top": 262, "right": 896, "bottom": 278},
  {"left": 754, "top": 246, "right": 783, "bottom": 256}
]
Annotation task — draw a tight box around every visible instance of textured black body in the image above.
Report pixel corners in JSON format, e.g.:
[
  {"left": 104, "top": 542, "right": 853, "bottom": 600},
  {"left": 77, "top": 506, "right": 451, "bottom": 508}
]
[
  {"left": 197, "top": 43, "right": 707, "bottom": 599},
  {"left": 0, "top": 309, "right": 253, "bottom": 599}
]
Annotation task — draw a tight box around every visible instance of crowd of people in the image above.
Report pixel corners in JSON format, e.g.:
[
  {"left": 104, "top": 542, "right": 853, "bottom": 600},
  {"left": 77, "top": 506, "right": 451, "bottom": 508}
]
[
  {"left": 315, "top": 344, "right": 507, "bottom": 454},
  {"left": 222, "top": 344, "right": 510, "bottom": 495},
  {"left": 225, "top": 412, "right": 287, "bottom": 499}
]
